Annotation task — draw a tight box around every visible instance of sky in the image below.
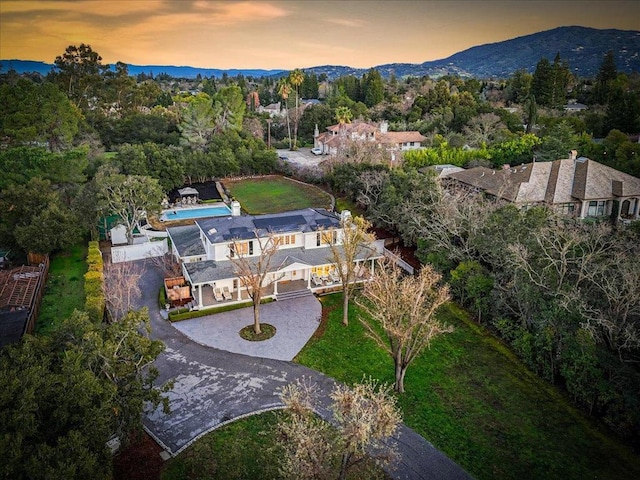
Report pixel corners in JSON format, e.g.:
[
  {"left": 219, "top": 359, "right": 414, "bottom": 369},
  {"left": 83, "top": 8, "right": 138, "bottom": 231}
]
[{"left": 1, "top": 0, "right": 639, "bottom": 70}]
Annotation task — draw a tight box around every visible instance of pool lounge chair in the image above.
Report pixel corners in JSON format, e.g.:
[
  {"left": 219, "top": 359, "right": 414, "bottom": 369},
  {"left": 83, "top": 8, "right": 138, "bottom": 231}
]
[
  {"left": 311, "top": 273, "right": 323, "bottom": 286},
  {"left": 222, "top": 286, "right": 232, "bottom": 300},
  {"left": 213, "top": 286, "right": 224, "bottom": 302}
]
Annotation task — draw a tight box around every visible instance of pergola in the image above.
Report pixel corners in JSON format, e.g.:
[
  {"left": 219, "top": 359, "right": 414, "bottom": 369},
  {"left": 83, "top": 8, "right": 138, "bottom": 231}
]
[{"left": 0, "top": 265, "right": 43, "bottom": 309}]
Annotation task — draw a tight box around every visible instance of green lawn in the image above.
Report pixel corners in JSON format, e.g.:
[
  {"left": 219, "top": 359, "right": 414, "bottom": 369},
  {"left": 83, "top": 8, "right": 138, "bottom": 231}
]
[
  {"left": 36, "top": 243, "right": 87, "bottom": 335},
  {"left": 224, "top": 176, "right": 332, "bottom": 214},
  {"left": 295, "top": 293, "right": 640, "bottom": 480},
  {"left": 162, "top": 411, "right": 282, "bottom": 480}
]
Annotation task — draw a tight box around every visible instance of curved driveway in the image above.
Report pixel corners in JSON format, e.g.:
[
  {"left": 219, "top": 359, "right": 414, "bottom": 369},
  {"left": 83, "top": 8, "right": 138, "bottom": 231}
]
[{"left": 139, "top": 262, "right": 472, "bottom": 479}]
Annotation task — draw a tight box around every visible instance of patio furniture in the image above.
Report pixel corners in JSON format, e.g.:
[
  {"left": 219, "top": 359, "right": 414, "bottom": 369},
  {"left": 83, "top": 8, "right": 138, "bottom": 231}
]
[
  {"left": 213, "top": 286, "right": 224, "bottom": 302},
  {"left": 311, "top": 273, "right": 323, "bottom": 286},
  {"left": 222, "top": 286, "right": 232, "bottom": 300},
  {"left": 322, "top": 275, "right": 333, "bottom": 285},
  {"left": 329, "top": 269, "right": 340, "bottom": 283}
]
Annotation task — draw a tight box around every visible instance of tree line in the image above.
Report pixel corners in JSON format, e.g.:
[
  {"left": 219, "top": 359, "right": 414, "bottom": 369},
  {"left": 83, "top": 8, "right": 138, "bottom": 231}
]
[{"left": 328, "top": 162, "right": 640, "bottom": 446}]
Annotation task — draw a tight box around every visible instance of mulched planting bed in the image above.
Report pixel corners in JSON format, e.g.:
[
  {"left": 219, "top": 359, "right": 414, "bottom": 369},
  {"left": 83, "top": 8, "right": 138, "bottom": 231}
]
[
  {"left": 113, "top": 431, "right": 164, "bottom": 480},
  {"left": 240, "top": 323, "right": 276, "bottom": 341}
]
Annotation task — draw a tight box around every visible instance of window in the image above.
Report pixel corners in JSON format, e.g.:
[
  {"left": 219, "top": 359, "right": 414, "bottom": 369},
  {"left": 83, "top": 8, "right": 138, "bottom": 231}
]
[
  {"left": 587, "top": 200, "right": 606, "bottom": 217},
  {"left": 318, "top": 230, "right": 337, "bottom": 246},
  {"left": 276, "top": 234, "right": 295, "bottom": 246},
  {"left": 229, "top": 241, "right": 250, "bottom": 257},
  {"left": 558, "top": 203, "right": 576, "bottom": 216}
]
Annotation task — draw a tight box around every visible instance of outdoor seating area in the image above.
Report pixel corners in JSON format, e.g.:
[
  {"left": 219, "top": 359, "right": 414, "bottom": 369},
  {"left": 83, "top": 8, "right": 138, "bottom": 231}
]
[{"left": 164, "top": 276, "right": 192, "bottom": 307}]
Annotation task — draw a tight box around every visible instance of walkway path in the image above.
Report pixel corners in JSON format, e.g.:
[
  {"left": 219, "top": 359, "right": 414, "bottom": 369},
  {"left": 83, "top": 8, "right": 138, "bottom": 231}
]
[{"left": 138, "top": 262, "right": 472, "bottom": 479}]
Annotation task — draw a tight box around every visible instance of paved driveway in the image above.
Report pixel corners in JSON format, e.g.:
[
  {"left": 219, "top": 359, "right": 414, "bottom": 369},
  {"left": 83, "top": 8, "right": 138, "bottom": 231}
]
[
  {"left": 138, "top": 261, "right": 472, "bottom": 479},
  {"left": 172, "top": 296, "right": 321, "bottom": 361}
]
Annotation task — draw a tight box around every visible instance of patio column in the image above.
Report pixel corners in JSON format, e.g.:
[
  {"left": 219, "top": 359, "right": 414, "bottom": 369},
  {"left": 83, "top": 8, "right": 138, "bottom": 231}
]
[
  {"left": 273, "top": 280, "right": 278, "bottom": 295},
  {"left": 307, "top": 269, "right": 311, "bottom": 288},
  {"left": 198, "top": 284, "right": 203, "bottom": 308},
  {"left": 370, "top": 258, "right": 375, "bottom": 277}
]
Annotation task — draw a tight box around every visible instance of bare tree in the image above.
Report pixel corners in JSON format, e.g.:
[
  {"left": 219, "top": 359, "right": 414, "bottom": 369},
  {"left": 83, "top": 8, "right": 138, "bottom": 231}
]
[
  {"left": 103, "top": 261, "right": 144, "bottom": 322},
  {"left": 357, "top": 262, "right": 452, "bottom": 393},
  {"left": 148, "top": 252, "right": 182, "bottom": 279},
  {"left": 463, "top": 112, "right": 506, "bottom": 147},
  {"left": 324, "top": 214, "right": 376, "bottom": 326},
  {"left": 278, "top": 378, "right": 401, "bottom": 480},
  {"left": 228, "top": 233, "right": 281, "bottom": 335}
]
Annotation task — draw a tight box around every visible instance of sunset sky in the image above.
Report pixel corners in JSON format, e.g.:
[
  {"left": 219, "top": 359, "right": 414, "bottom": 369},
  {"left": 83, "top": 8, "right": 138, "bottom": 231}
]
[{"left": 1, "top": 0, "right": 638, "bottom": 70}]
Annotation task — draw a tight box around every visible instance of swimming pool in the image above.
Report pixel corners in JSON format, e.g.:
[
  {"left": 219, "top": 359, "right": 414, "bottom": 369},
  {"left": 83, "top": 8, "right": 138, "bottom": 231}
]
[{"left": 160, "top": 205, "right": 232, "bottom": 221}]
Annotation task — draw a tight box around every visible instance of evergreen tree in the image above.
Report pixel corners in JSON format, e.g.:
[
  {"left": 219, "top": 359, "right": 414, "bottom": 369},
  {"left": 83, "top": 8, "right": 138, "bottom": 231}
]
[
  {"left": 362, "top": 68, "right": 384, "bottom": 107},
  {"left": 595, "top": 50, "right": 618, "bottom": 104},
  {"left": 301, "top": 72, "right": 319, "bottom": 99},
  {"left": 550, "top": 53, "right": 570, "bottom": 109},
  {"left": 532, "top": 58, "right": 553, "bottom": 107}
]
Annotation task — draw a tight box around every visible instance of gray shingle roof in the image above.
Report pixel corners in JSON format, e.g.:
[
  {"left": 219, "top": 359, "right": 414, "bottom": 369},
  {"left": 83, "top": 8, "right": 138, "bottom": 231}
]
[
  {"left": 167, "top": 225, "right": 205, "bottom": 257},
  {"left": 447, "top": 158, "right": 640, "bottom": 205},
  {"left": 196, "top": 208, "right": 340, "bottom": 244},
  {"left": 184, "top": 245, "right": 381, "bottom": 285}
]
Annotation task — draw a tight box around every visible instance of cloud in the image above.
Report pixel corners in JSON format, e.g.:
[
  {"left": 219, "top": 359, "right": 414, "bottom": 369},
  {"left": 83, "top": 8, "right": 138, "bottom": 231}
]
[{"left": 325, "top": 17, "right": 365, "bottom": 28}]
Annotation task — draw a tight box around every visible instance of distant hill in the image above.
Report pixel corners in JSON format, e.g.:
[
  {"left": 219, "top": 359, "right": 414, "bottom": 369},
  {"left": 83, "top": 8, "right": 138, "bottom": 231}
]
[
  {"left": 0, "top": 60, "right": 285, "bottom": 79},
  {"left": 303, "top": 27, "right": 640, "bottom": 79},
  {"left": 2, "top": 26, "right": 638, "bottom": 80}
]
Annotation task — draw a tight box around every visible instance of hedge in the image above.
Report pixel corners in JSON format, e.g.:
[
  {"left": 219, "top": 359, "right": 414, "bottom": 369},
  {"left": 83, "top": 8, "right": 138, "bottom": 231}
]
[
  {"left": 169, "top": 298, "right": 274, "bottom": 322},
  {"left": 84, "top": 241, "right": 105, "bottom": 322}
]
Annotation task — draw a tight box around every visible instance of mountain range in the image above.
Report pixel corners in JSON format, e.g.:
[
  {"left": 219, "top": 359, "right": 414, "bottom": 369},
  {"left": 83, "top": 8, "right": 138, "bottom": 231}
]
[{"left": 2, "top": 26, "right": 639, "bottom": 80}]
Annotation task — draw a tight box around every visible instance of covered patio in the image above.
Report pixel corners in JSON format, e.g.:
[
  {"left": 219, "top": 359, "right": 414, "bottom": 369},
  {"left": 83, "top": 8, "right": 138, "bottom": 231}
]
[{"left": 183, "top": 254, "right": 378, "bottom": 310}]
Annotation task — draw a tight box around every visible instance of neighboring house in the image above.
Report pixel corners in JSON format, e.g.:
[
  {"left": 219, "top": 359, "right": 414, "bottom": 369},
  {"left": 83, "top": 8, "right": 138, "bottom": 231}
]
[
  {"left": 564, "top": 100, "right": 588, "bottom": 113},
  {"left": 167, "top": 208, "right": 384, "bottom": 309},
  {"left": 313, "top": 120, "right": 426, "bottom": 156},
  {"left": 445, "top": 153, "right": 640, "bottom": 220},
  {"left": 427, "top": 164, "right": 466, "bottom": 178},
  {"left": 257, "top": 102, "right": 282, "bottom": 117},
  {"left": 301, "top": 98, "right": 322, "bottom": 109}
]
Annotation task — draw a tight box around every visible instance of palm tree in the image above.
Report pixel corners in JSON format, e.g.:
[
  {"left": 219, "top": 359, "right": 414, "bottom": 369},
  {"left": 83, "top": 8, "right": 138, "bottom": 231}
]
[
  {"left": 278, "top": 79, "right": 292, "bottom": 149},
  {"left": 289, "top": 69, "right": 304, "bottom": 149},
  {"left": 335, "top": 106, "right": 353, "bottom": 156},
  {"left": 335, "top": 106, "right": 353, "bottom": 125}
]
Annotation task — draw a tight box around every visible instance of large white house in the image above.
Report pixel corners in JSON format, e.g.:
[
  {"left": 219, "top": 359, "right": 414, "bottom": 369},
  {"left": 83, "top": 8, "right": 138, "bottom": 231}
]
[{"left": 167, "top": 208, "right": 384, "bottom": 309}]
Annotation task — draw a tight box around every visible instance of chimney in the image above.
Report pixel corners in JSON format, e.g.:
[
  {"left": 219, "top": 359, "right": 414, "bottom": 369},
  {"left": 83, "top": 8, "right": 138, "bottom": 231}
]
[
  {"left": 314, "top": 123, "right": 319, "bottom": 138},
  {"left": 569, "top": 150, "right": 577, "bottom": 160}
]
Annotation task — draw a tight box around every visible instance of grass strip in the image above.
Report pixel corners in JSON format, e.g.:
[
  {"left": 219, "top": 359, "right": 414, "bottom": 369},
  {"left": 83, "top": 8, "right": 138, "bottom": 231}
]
[{"left": 36, "top": 243, "right": 87, "bottom": 334}]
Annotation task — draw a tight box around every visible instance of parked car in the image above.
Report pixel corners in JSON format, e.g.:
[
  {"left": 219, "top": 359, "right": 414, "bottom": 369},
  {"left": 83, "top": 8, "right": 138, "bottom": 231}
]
[{"left": 311, "top": 147, "right": 323, "bottom": 155}]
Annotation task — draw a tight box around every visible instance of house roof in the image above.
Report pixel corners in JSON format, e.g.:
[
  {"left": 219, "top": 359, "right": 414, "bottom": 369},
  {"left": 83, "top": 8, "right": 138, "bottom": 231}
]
[
  {"left": 447, "top": 158, "right": 640, "bottom": 205},
  {"left": 376, "top": 131, "right": 427, "bottom": 144},
  {"left": 326, "top": 120, "right": 378, "bottom": 135},
  {"left": 196, "top": 208, "right": 340, "bottom": 244},
  {"left": 184, "top": 244, "right": 381, "bottom": 285},
  {"left": 167, "top": 225, "right": 206, "bottom": 257}
]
